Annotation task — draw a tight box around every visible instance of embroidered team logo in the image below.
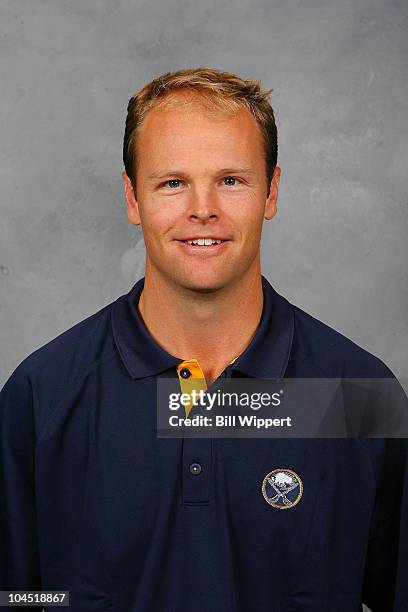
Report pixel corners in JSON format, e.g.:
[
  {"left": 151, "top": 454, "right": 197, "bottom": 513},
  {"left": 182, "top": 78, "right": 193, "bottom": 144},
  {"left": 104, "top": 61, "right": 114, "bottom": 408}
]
[{"left": 262, "top": 469, "right": 303, "bottom": 509}]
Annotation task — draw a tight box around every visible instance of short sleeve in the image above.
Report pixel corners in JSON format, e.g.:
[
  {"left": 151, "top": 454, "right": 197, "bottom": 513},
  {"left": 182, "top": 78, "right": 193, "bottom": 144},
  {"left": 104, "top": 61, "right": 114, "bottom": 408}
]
[
  {"left": 0, "top": 364, "right": 43, "bottom": 610},
  {"left": 362, "top": 437, "right": 408, "bottom": 610}
]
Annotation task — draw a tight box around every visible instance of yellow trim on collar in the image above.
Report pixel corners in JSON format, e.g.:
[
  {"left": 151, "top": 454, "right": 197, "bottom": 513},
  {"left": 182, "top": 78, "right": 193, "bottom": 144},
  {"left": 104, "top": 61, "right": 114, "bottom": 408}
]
[
  {"left": 176, "top": 355, "right": 239, "bottom": 417},
  {"left": 177, "top": 359, "right": 207, "bottom": 417}
]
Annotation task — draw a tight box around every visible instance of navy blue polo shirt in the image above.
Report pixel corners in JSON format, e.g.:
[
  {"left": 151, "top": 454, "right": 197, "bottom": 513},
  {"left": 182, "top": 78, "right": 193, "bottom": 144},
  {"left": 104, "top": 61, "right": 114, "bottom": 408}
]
[{"left": 1, "top": 275, "right": 407, "bottom": 611}]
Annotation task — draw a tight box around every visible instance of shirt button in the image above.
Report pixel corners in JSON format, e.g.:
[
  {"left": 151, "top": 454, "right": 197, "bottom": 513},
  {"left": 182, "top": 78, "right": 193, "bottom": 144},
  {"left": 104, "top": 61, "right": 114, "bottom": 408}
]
[
  {"left": 189, "top": 462, "right": 202, "bottom": 475},
  {"left": 180, "top": 368, "right": 191, "bottom": 379}
]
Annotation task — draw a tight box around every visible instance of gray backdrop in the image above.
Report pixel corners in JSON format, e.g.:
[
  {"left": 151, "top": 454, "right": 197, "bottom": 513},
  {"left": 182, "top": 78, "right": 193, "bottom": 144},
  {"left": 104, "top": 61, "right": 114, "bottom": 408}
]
[{"left": 1, "top": 0, "right": 407, "bottom": 396}]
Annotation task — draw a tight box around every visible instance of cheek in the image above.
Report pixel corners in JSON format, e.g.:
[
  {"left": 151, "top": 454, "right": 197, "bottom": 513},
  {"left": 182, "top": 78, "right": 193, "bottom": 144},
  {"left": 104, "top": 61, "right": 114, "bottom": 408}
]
[
  {"left": 140, "top": 205, "right": 179, "bottom": 235},
  {"left": 225, "top": 198, "right": 264, "bottom": 238},
  {"left": 139, "top": 208, "right": 183, "bottom": 256}
]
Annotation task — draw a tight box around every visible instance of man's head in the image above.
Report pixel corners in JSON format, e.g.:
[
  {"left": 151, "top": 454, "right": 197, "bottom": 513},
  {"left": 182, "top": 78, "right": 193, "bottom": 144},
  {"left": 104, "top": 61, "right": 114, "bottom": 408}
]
[{"left": 121, "top": 67, "right": 281, "bottom": 293}]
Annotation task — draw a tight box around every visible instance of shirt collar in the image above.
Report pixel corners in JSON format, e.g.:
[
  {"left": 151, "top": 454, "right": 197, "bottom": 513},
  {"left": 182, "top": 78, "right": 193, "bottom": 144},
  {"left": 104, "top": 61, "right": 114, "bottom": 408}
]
[{"left": 111, "top": 275, "right": 294, "bottom": 380}]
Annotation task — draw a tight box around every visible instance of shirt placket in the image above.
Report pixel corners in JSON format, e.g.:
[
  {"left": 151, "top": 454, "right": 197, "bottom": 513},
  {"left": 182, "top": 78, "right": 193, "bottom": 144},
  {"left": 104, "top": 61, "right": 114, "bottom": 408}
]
[
  {"left": 176, "top": 358, "right": 237, "bottom": 505},
  {"left": 177, "top": 359, "right": 211, "bottom": 504}
]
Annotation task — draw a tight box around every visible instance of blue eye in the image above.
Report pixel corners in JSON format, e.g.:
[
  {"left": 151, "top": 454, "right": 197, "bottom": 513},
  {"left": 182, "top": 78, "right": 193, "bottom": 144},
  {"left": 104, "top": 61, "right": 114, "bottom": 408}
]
[
  {"left": 224, "top": 177, "right": 237, "bottom": 186},
  {"left": 167, "top": 179, "right": 181, "bottom": 188}
]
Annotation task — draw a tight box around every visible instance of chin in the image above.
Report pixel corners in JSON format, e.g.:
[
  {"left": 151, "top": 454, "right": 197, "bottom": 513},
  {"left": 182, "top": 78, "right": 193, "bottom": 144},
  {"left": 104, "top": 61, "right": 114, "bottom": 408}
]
[{"left": 176, "top": 271, "right": 232, "bottom": 294}]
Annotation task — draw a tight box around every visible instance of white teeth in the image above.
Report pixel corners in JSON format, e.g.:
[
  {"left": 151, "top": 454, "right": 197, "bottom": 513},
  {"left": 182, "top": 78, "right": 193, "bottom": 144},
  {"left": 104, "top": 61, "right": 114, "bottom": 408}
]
[{"left": 186, "top": 238, "right": 222, "bottom": 245}]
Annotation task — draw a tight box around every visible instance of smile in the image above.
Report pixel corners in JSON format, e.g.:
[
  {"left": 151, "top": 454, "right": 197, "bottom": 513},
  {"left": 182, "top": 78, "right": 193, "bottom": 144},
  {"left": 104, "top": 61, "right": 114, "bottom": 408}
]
[
  {"left": 176, "top": 238, "right": 230, "bottom": 254},
  {"left": 182, "top": 238, "right": 224, "bottom": 246}
]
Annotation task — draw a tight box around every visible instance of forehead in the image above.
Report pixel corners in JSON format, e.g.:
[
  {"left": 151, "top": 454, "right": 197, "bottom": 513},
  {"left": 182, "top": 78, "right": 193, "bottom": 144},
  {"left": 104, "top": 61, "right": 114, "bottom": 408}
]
[{"left": 135, "top": 94, "right": 264, "bottom": 170}]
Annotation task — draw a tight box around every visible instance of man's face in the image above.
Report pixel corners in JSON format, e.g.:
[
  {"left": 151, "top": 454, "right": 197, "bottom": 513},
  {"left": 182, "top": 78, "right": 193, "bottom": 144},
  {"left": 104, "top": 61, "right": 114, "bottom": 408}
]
[{"left": 122, "top": 94, "right": 280, "bottom": 293}]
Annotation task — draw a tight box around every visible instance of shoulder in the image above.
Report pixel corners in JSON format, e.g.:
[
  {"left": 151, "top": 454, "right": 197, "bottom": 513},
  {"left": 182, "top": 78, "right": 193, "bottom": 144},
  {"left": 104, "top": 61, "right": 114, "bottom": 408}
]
[
  {"left": 1, "top": 298, "right": 118, "bottom": 402},
  {"left": 287, "top": 300, "right": 394, "bottom": 378}
]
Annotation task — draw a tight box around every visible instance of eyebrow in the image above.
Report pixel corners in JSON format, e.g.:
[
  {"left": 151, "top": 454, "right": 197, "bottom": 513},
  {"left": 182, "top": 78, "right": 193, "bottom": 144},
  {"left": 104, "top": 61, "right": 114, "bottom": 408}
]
[
  {"left": 147, "top": 167, "right": 257, "bottom": 180},
  {"left": 217, "top": 167, "right": 256, "bottom": 176}
]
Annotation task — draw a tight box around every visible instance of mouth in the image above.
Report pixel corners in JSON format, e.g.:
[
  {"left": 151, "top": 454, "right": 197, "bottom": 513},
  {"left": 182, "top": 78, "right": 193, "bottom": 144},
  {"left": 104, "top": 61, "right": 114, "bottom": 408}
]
[
  {"left": 180, "top": 238, "right": 227, "bottom": 246},
  {"left": 175, "top": 237, "right": 230, "bottom": 254}
]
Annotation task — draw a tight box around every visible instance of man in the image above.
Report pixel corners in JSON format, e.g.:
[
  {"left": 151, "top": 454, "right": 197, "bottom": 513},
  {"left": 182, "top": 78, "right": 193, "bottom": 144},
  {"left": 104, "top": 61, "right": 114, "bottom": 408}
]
[{"left": 0, "top": 67, "right": 407, "bottom": 611}]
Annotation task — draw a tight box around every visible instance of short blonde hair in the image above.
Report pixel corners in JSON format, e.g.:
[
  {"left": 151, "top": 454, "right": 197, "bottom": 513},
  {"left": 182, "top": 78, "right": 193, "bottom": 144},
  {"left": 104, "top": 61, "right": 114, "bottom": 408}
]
[{"left": 123, "top": 67, "right": 278, "bottom": 189}]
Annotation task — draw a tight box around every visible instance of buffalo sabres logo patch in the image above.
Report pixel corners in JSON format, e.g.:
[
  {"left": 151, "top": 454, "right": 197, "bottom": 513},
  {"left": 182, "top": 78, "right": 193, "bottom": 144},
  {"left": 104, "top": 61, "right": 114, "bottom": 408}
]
[{"left": 262, "top": 469, "right": 303, "bottom": 509}]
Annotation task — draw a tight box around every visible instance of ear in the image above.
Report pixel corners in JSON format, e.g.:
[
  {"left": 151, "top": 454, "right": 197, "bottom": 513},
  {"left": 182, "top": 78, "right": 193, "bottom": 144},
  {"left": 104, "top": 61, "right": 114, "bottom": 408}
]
[
  {"left": 264, "top": 166, "right": 281, "bottom": 220},
  {"left": 122, "top": 171, "right": 141, "bottom": 226}
]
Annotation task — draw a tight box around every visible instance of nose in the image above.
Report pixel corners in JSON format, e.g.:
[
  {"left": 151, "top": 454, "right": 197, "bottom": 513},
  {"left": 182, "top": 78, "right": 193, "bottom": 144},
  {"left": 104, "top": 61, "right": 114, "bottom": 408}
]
[{"left": 187, "top": 185, "right": 220, "bottom": 222}]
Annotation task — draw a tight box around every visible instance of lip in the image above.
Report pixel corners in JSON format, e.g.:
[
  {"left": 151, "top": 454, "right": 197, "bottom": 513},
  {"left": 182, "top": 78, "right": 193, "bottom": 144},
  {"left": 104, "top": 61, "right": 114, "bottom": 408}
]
[
  {"left": 175, "top": 239, "right": 231, "bottom": 255},
  {"left": 177, "top": 237, "right": 231, "bottom": 242}
]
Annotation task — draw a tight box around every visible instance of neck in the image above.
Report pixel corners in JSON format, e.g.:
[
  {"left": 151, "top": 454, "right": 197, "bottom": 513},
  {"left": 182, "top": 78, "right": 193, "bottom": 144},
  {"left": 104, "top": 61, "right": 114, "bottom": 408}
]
[{"left": 137, "top": 264, "right": 264, "bottom": 385}]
